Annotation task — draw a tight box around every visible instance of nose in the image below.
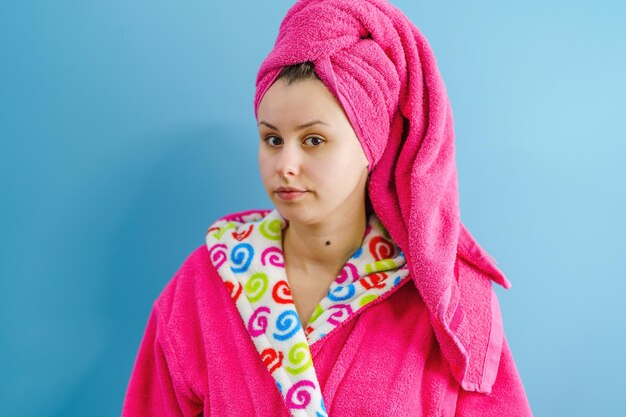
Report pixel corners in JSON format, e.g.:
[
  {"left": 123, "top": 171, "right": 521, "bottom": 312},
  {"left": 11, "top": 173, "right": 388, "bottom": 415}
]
[{"left": 275, "top": 143, "right": 301, "bottom": 178}]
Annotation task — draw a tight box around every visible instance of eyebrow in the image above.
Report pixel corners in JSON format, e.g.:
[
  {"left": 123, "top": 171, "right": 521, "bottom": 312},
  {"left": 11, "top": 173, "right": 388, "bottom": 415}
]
[{"left": 257, "top": 120, "right": 329, "bottom": 131}]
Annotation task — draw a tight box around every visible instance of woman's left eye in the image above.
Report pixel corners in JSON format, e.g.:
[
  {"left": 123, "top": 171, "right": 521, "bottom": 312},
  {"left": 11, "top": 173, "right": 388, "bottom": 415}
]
[{"left": 304, "top": 136, "right": 324, "bottom": 146}]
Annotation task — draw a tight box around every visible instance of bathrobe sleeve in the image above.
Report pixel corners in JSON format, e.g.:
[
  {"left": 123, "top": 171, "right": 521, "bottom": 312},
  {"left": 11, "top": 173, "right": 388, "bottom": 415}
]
[
  {"left": 122, "top": 304, "right": 203, "bottom": 417},
  {"left": 455, "top": 336, "right": 533, "bottom": 417}
]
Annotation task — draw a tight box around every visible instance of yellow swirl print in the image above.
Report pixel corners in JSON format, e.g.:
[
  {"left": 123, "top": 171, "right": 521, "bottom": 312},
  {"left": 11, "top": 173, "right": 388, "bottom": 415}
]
[
  {"left": 213, "top": 222, "right": 236, "bottom": 239},
  {"left": 259, "top": 218, "right": 282, "bottom": 241},
  {"left": 285, "top": 342, "right": 313, "bottom": 375},
  {"left": 245, "top": 272, "right": 269, "bottom": 303},
  {"left": 365, "top": 259, "right": 397, "bottom": 274},
  {"left": 359, "top": 294, "right": 378, "bottom": 307},
  {"left": 309, "top": 304, "right": 324, "bottom": 324}
]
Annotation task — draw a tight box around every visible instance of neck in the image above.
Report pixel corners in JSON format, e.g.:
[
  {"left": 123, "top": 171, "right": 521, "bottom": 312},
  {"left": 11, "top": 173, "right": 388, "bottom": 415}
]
[{"left": 282, "top": 204, "right": 368, "bottom": 277}]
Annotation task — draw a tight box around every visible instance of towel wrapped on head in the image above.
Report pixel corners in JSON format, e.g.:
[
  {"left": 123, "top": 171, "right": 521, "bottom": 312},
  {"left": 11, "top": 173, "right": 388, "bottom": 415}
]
[{"left": 254, "top": 0, "right": 511, "bottom": 394}]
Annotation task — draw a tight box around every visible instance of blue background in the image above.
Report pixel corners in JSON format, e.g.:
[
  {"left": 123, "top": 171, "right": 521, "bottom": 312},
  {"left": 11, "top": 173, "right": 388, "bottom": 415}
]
[{"left": 1, "top": 1, "right": 624, "bottom": 416}]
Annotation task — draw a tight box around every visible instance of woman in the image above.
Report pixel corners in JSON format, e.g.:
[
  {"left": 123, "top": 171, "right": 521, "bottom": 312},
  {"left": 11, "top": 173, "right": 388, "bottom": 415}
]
[{"left": 122, "top": 1, "right": 532, "bottom": 416}]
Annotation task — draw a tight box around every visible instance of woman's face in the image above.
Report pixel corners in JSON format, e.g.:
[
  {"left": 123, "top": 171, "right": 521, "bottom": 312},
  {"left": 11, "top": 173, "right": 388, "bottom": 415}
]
[{"left": 257, "top": 78, "right": 369, "bottom": 226}]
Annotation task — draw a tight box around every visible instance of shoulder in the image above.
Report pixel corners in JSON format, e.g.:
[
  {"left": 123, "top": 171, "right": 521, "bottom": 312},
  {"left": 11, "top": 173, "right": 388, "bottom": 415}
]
[
  {"left": 151, "top": 244, "right": 213, "bottom": 325},
  {"left": 154, "top": 208, "right": 272, "bottom": 323}
]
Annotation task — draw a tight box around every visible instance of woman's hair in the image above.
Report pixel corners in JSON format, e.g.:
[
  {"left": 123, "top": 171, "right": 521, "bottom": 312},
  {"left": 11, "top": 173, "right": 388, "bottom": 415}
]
[
  {"left": 276, "top": 61, "right": 321, "bottom": 84},
  {"left": 275, "top": 61, "right": 374, "bottom": 218}
]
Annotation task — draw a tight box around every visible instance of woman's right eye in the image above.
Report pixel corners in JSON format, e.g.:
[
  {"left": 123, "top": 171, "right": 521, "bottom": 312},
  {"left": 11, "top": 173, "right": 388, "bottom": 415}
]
[{"left": 264, "top": 136, "right": 283, "bottom": 146}]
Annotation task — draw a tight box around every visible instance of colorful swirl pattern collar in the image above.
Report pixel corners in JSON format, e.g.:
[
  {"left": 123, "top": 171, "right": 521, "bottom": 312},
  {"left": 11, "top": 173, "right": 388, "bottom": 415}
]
[{"left": 205, "top": 209, "right": 410, "bottom": 417}]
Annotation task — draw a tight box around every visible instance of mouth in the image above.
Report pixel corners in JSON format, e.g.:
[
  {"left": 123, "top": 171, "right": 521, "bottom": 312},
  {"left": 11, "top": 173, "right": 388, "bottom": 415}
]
[{"left": 275, "top": 187, "right": 308, "bottom": 201}]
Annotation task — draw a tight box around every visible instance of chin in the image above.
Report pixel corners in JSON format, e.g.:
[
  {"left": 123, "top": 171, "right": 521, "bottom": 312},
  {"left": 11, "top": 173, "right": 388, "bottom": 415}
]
[{"left": 274, "top": 202, "right": 323, "bottom": 226}]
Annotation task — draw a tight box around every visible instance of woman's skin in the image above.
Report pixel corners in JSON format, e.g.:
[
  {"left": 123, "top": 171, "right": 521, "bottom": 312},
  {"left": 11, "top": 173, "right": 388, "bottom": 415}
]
[{"left": 257, "top": 77, "right": 370, "bottom": 327}]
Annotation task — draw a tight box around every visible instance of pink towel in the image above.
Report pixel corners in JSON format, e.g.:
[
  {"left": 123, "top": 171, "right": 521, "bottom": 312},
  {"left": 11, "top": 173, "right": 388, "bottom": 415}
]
[{"left": 253, "top": 0, "right": 511, "bottom": 393}]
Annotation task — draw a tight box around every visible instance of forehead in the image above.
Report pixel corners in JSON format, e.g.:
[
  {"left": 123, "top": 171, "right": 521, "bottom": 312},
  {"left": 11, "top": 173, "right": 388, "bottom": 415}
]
[{"left": 257, "top": 78, "right": 348, "bottom": 124}]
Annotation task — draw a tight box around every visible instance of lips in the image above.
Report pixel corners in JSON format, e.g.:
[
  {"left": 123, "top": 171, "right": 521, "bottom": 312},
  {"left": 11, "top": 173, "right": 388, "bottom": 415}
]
[
  {"left": 276, "top": 186, "right": 306, "bottom": 192},
  {"left": 275, "top": 187, "right": 308, "bottom": 201}
]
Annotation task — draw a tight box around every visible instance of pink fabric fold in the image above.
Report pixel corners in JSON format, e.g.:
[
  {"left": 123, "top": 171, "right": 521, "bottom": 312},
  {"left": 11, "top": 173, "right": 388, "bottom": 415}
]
[{"left": 253, "top": 0, "right": 512, "bottom": 393}]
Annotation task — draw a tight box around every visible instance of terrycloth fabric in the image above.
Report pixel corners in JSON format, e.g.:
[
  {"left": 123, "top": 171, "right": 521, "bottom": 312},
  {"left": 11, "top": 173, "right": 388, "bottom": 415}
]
[
  {"left": 122, "top": 228, "right": 533, "bottom": 416},
  {"left": 253, "top": 0, "right": 511, "bottom": 393},
  {"left": 204, "top": 208, "right": 410, "bottom": 417}
]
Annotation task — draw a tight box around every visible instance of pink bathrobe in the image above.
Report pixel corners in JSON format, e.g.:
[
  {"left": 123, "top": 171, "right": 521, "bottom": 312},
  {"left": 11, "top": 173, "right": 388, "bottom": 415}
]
[{"left": 122, "top": 227, "right": 532, "bottom": 416}]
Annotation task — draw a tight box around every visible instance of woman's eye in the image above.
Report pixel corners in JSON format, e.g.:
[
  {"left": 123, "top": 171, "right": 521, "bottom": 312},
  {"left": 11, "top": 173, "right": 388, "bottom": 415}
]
[
  {"left": 304, "top": 136, "right": 324, "bottom": 146},
  {"left": 264, "top": 136, "right": 283, "bottom": 146}
]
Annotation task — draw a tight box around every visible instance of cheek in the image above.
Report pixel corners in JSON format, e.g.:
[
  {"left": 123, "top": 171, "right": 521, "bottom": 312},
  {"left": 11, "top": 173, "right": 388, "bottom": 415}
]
[
  {"left": 310, "top": 153, "right": 356, "bottom": 192},
  {"left": 331, "top": 145, "right": 367, "bottom": 178},
  {"left": 307, "top": 163, "right": 333, "bottom": 191},
  {"left": 258, "top": 153, "right": 273, "bottom": 187}
]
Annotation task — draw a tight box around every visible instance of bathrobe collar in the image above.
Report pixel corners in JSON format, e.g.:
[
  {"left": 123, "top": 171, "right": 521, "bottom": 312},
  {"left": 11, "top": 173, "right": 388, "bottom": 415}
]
[{"left": 206, "top": 208, "right": 410, "bottom": 417}]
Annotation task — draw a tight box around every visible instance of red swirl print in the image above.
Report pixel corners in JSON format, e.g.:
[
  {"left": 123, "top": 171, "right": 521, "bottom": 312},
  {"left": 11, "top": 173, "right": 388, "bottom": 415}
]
[
  {"left": 327, "top": 304, "right": 353, "bottom": 326},
  {"left": 361, "top": 272, "right": 388, "bottom": 290},
  {"left": 223, "top": 281, "right": 243, "bottom": 302},
  {"left": 272, "top": 280, "right": 293, "bottom": 304},
  {"left": 335, "top": 262, "right": 358, "bottom": 284},
  {"left": 261, "top": 348, "right": 284, "bottom": 375},
  {"left": 232, "top": 224, "right": 254, "bottom": 241},
  {"left": 369, "top": 236, "right": 394, "bottom": 261},
  {"left": 207, "top": 226, "right": 220, "bottom": 234},
  {"left": 286, "top": 380, "right": 316, "bottom": 409},
  {"left": 248, "top": 306, "right": 270, "bottom": 337},
  {"left": 261, "top": 246, "right": 285, "bottom": 267}
]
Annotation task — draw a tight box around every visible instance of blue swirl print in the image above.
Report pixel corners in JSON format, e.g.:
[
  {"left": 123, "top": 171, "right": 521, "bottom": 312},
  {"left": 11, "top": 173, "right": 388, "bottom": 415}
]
[
  {"left": 394, "top": 276, "right": 402, "bottom": 286},
  {"left": 316, "top": 398, "right": 328, "bottom": 417},
  {"left": 273, "top": 310, "right": 301, "bottom": 341},
  {"left": 327, "top": 283, "right": 356, "bottom": 301},
  {"left": 230, "top": 243, "right": 254, "bottom": 273},
  {"left": 350, "top": 246, "right": 363, "bottom": 259}
]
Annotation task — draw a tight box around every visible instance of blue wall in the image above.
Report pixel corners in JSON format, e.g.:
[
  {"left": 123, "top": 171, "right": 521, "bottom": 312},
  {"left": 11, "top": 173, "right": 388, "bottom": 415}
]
[{"left": 1, "top": 1, "right": 624, "bottom": 416}]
